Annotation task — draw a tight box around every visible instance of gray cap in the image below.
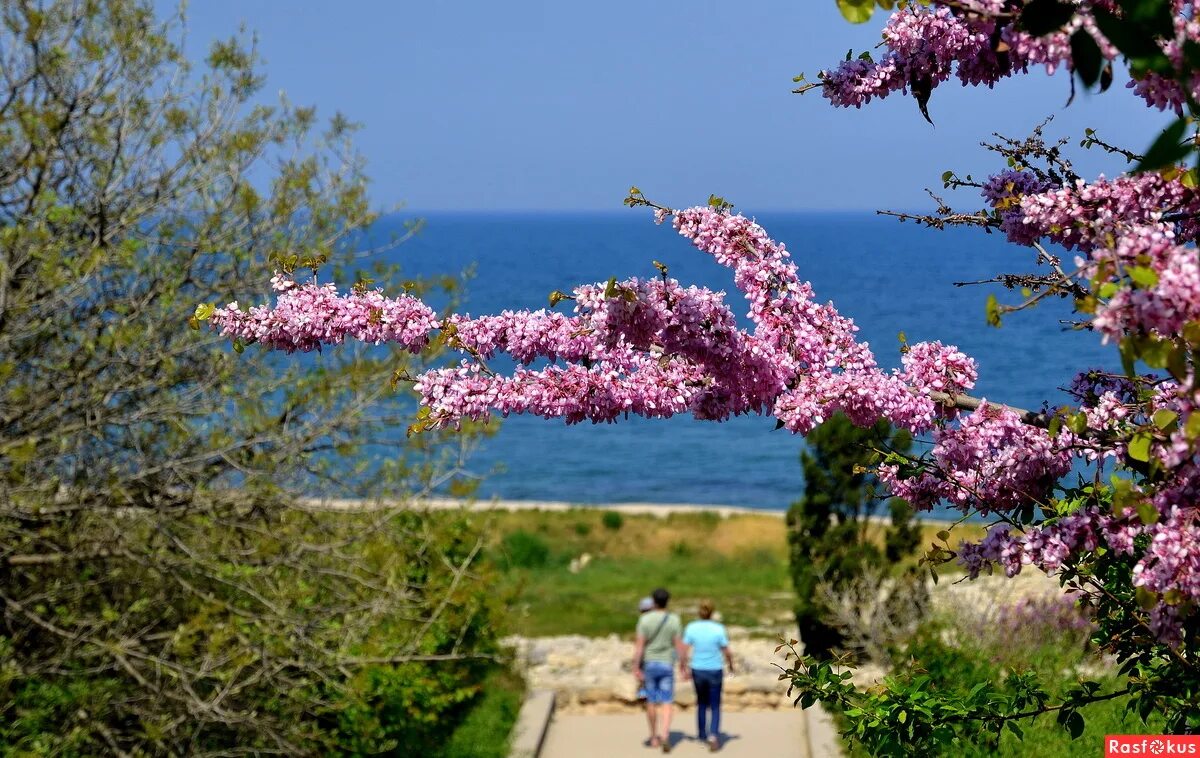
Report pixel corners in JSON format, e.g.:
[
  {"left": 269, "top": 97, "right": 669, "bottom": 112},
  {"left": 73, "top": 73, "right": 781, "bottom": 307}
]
[{"left": 638, "top": 597, "right": 654, "bottom": 612}]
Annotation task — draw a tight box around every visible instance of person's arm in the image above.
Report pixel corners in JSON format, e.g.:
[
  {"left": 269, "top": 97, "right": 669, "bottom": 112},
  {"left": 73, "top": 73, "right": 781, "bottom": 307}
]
[
  {"left": 675, "top": 632, "right": 691, "bottom": 680},
  {"left": 719, "top": 624, "right": 734, "bottom": 674},
  {"left": 632, "top": 634, "right": 646, "bottom": 681}
]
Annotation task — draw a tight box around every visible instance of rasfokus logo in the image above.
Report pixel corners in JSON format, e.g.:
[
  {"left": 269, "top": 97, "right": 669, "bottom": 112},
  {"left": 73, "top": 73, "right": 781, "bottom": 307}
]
[{"left": 1106, "top": 736, "right": 1200, "bottom": 756}]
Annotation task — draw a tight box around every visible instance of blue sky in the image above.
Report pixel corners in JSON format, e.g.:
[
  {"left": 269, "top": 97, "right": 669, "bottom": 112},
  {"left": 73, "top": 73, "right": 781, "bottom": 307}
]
[{"left": 171, "top": 1, "right": 1170, "bottom": 211}]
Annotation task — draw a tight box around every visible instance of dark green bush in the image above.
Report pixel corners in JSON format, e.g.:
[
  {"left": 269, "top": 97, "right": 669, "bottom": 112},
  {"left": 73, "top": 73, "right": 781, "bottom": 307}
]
[
  {"left": 601, "top": 510, "right": 624, "bottom": 531},
  {"left": 573, "top": 521, "right": 592, "bottom": 536},
  {"left": 787, "top": 413, "right": 920, "bottom": 660},
  {"left": 501, "top": 530, "right": 552, "bottom": 569}
]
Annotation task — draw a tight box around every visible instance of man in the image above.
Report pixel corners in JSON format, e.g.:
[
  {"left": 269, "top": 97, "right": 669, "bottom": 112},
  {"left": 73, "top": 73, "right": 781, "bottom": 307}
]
[{"left": 632, "top": 587, "right": 688, "bottom": 753}]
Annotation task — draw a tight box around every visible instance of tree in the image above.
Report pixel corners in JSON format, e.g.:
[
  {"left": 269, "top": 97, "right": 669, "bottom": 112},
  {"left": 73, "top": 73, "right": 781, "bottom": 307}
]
[
  {"left": 0, "top": 1, "right": 498, "bottom": 753},
  {"left": 787, "top": 414, "right": 918, "bottom": 660},
  {"left": 204, "top": 0, "right": 1200, "bottom": 751}
]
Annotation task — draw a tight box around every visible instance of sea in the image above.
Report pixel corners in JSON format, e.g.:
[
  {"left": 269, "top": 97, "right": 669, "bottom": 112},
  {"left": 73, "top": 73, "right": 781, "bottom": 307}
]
[{"left": 358, "top": 211, "right": 1114, "bottom": 514}]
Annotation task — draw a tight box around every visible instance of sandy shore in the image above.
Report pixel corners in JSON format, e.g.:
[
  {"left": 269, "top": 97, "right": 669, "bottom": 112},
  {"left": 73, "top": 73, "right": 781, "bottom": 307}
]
[{"left": 306, "top": 495, "right": 960, "bottom": 526}]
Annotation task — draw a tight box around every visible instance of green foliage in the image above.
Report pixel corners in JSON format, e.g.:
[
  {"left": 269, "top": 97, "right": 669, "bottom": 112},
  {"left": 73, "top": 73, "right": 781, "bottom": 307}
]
[
  {"left": 601, "top": 510, "right": 625, "bottom": 530},
  {"left": 835, "top": 0, "right": 897, "bottom": 24},
  {"left": 573, "top": 520, "right": 592, "bottom": 536},
  {"left": 436, "top": 668, "right": 525, "bottom": 758},
  {"left": 816, "top": 612, "right": 1167, "bottom": 757},
  {"left": 0, "top": 1, "right": 504, "bottom": 753},
  {"left": 786, "top": 413, "right": 920, "bottom": 659},
  {"left": 501, "top": 529, "right": 552, "bottom": 569}
]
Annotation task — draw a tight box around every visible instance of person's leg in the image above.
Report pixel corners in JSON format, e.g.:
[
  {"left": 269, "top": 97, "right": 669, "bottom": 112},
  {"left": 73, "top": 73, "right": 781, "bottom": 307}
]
[
  {"left": 645, "top": 702, "right": 659, "bottom": 745},
  {"left": 659, "top": 702, "right": 673, "bottom": 746},
  {"left": 710, "top": 672, "right": 723, "bottom": 743},
  {"left": 657, "top": 664, "right": 675, "bottom": 747},
  {"left": 693, "top": 669, "right": 711, "bottom": 740}
]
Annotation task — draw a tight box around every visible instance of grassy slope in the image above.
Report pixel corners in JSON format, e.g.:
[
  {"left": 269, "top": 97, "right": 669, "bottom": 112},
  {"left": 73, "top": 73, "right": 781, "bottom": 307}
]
[{"left": 485, "top": 507, "right": 979, "bottom": 637}]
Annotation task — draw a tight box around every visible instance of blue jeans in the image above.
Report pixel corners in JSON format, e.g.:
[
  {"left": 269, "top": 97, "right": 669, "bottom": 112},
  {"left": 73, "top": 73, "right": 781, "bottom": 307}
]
[
  {"left": 692, "top": 668, "right": 723, "bottom": 739},
  {"left": 642, "top": 661, "right": 675, "bottom": 704}
]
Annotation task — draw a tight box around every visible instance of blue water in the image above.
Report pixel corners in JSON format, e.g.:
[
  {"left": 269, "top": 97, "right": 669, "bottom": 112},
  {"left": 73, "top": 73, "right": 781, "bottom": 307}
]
[{"left": 366, "top": 211, "right": 1113, "bottom": 511}]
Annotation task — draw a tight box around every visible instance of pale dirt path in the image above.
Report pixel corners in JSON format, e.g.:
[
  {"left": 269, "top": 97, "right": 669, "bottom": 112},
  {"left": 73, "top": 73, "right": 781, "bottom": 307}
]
[{"left": 540, "top": 710, "right": 813, "bottom": 758}]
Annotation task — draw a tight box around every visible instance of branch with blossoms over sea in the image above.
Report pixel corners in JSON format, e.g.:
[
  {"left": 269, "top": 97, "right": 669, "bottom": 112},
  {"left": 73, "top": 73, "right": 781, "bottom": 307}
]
[{"left": 199, "top": 187, "right": 1197, "bottom": 646}]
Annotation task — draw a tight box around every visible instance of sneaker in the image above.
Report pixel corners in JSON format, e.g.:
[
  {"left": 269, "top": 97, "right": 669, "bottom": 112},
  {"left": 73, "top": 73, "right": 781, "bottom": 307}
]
[{"left": 708, "top": 737, "right": 720, "bottom": 752}]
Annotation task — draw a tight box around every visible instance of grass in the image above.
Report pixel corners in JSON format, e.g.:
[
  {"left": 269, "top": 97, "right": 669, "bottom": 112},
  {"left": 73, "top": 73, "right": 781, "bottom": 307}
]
[
  {"left": 483, "top": 507, "right": 978, "bottom": 637},
  {"left": 487, "top": 508, "right": 791, "bottom": 637},
  {"left": 437, "top": 667, "right": 525, "bottom": 758}
]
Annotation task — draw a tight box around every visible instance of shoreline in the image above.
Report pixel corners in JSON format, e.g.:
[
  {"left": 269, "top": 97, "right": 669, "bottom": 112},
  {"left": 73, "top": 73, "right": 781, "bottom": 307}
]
[{"left": 311, "top": 496, "right": 960, "bottom": 526}]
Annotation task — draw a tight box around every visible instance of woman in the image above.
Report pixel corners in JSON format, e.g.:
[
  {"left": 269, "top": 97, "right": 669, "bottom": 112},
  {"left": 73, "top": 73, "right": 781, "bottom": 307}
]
[{"left": 682, "top": 599, "right": 734, "bottom": 752}]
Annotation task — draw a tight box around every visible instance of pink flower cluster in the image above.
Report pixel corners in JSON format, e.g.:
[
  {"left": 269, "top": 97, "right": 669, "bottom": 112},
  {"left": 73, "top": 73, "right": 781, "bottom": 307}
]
[
  {"left": 1090, "top": 225, "right": 1200, "bottom": 343},
  {"left": 900, "top": 340, "right": 977, "bottom": 396},
  {"left": 957, "top": 503, "right": 1200, "bottom": 646},
  {"left": 992, "top": 172, "right": 1200, "bottom": 250},
  {"left": 880, "top": 402, "right": 1071, "bottom": 515},
  {"left": 210, "top": 275, "right": 437, "bottom": 353},
  {"left": 819, "top": 3, "right": 1087, "bottom": 110},
  {"left": 957, "top": 509, "right": 1105, "bottom": 578},
  {"left": 413, "top": 207, "right": 981, "bottom": 432}
]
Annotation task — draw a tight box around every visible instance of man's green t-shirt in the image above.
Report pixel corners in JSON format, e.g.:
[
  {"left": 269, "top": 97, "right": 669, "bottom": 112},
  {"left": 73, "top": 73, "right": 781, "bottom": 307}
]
[{"left": 637, "top": 610, "right": 681, "bottom": 665}]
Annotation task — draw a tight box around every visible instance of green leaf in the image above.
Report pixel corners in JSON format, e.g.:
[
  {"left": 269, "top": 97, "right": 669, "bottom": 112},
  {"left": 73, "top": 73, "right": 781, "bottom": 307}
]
[
  {"left": 1167, "top": 343, "right": 1189, "bottom": 381},
  {"left": 1136, "top": 117, "right": 1190, "bottom": 173},
  {"left": 1021, "top": 0, "right": 1076, "bottom": 36},
  {"left": 836, "top": 0, "right": 875, "bottom": 24},
  {"left": 1138, "top": 336, "right": 1173, "bottom": 369},
  {"left": 1117, "top": 0, "right": 1175, "bottom": 38},
  {"left": 1186, "top": 412, "right": 1200, "bottom": 441},
  {"left": 194, "top": 302, "right": 216, "bottom": 321},
  {"left": 1066, "top": 710, "right": 1085, "bottom": 739},
  {"left": 1070, "top": 30, "right": 1104, "bottom": 88},
  {"left": 1135, "top": 586, "right": 1159, "bottom": 610},
  {"left": 985, "top": 294, "right": 1002, "bottom": 327},
  {"left": 1153, "top": 409, "right": 1179, "bottom": 430},
  {"left": 1137, "top": 499, "right": 1160, "bottom": 526},
  {"left": 1128, "top": 266, "right": 1159, "bottom": 288},
  {"left": 1127, "top": 431, "right": 1152, "bottom": 462},
  {"left": 1093, "top": 8, "right": 1163, "bottom": 60}
]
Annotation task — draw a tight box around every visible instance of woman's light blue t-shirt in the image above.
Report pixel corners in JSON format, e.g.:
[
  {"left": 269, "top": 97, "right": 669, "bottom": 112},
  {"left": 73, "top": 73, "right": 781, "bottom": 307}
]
[{"left": 683, "top": 619, "right": 728, "bottom": 671}]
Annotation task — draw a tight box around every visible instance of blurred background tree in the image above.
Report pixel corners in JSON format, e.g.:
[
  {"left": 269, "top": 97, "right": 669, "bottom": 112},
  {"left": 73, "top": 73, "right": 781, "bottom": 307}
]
[
  {"left": 787, "top": 414, "right": 921, "bottom": 660},
  {"left": 0, "top": 0, "right": 505, "bottom": 754}
]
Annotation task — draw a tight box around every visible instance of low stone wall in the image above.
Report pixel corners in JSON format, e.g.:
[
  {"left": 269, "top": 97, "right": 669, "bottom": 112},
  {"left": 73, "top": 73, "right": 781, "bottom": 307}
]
[{"left": 504, "top": 628, "right": 798, "bottom": 715}]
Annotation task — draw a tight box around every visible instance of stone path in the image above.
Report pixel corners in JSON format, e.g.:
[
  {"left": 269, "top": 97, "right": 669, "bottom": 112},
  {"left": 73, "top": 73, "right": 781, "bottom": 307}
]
[{"left": 541, "top": 710, "right": 812, "bottom": 758}]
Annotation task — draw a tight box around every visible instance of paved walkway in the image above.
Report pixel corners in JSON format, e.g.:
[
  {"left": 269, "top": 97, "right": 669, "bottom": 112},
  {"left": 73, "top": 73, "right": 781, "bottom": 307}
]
[{"left": 540, "top": 711, "right": 812, "bottom": 758}]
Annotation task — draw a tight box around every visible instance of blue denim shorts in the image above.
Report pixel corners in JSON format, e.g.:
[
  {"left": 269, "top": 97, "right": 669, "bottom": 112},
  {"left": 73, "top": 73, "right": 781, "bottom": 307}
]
[{"left": 642, "top": 661, "right": 674, "bottom": 704}]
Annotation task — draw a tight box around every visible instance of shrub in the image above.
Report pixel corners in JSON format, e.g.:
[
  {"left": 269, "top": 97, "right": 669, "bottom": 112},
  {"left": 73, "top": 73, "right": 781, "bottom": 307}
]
[
  {"left": 787, "top": 414, "right": 919, "bottom": 660},
  {"left": 601, "top": 510, "right": 624, "bottom": 531},
  {"left": 501, "top": 530, "right": 551, "bottom": 569},
  {"left": 670, "top": 540, "right": 693, "bottom": 558},
  {"left": 573, "top": 521, "right": 592, "bottom": 537},
  {"left": 0, "top": 3, "right": 503, "bottom": 753}
]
